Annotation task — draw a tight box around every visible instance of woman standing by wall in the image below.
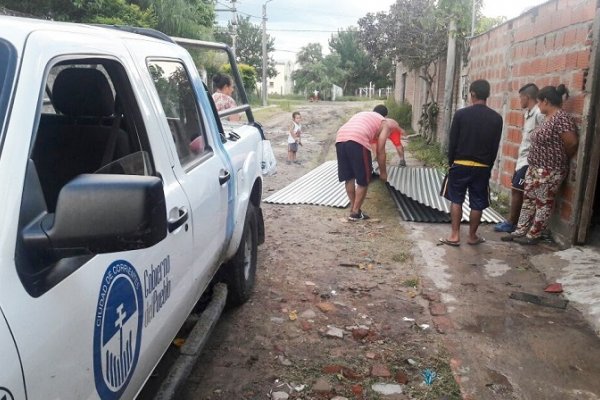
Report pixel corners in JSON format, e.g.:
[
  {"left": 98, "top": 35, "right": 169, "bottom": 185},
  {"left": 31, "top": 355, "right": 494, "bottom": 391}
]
[{"left": 503, "top": 85, "right": 579, "bottom": 245}]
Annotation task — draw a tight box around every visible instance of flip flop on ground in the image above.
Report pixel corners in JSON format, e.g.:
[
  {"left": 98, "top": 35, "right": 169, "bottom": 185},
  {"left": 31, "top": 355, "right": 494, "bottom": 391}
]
[
  {"left": 439, "top": 238, "right": 460, "bottom": 246},
  {"left": 467, "top": 236, "right": 486, "bottom": 245}
]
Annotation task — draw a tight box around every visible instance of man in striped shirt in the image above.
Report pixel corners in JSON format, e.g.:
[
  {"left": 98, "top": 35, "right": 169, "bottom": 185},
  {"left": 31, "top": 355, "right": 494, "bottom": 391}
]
[{"left": 336, "top": 109, "right": 391, "bottom": 221}]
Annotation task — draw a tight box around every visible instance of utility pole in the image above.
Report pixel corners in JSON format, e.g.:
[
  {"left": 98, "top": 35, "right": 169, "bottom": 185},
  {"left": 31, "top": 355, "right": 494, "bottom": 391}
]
[
  {"left": 215, "top": 2, "right": 237, "bottom": 56},
  {"left": 470, "top": 0, "right": 476, "bottom": 37},
  {"left": 441, "top": 19, "right": 457, "bottom": 153},
  {"left": 231, "top": 0, "right": 237, "bottom": 56},
  {"left": 261, "top": 0, "right": 273, "bottom": 106}
]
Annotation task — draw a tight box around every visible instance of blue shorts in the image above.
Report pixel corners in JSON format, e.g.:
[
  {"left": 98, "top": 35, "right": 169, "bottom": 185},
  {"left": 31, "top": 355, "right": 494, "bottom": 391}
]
[
  {"left": 336, "top": 141, "right": 372, "bottom": 187},
  {"left": 442, "top": 164, "right": 491, "bottom": 211},
  {"left": 512, "top": 166, "right": 528, "bottom": 191}
]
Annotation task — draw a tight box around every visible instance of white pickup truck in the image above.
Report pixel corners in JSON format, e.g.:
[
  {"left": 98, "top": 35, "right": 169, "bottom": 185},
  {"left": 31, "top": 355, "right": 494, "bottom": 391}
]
[{"left": 0, "top": 16, "right": 267, "bottom": 400}]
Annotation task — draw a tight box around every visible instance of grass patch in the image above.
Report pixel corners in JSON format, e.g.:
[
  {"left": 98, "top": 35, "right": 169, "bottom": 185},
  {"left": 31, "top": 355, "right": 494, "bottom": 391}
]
[
  {"left": 252, "top": 106, "right": 284, "bottom": 123},
  {"left": 407, "top": 354, "right": 462, "bottom": 400},
  {"left": 268, "top": 98, "right": 309, "bottom": 112},
  {"left": 392, "top": 252, "right": 412, "bottom": 263},
  {"left": 490, "top": 189, "right": 510, "bottom": 218},
  {"left": 401, "top": 277, "right": 419, "bottom": 287},
  {"left": 406, "top": 135, "right": 448, "bottom": 171},
  {"left": 336, "top": 95, "right": 371, "bottom": 101},
  {"left": 385, "top": 98, "right": 412, "bottom": 128},
  {"left": 366, "top": 178, "right": 402, "bottom": 221}
]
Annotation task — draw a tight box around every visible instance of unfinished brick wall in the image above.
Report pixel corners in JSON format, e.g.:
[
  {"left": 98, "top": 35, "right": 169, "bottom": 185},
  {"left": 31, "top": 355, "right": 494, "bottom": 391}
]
[
  {"left": 396, "top": 61, "right": 446, "bottom": 137},
  {"left": 468, "top": 0, "right": 595, "bottom": 241},
  {"left": 393, "top": 0, "right": 597, "bottom": 243}
]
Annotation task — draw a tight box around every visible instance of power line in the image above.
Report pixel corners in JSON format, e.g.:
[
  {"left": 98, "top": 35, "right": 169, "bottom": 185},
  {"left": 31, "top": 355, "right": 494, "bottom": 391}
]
[
  {"left": 268, "top": 28, "right": 351, "bottom": 33},
  {"left": 263, "top": 4, "right": 365, "bottom": 19},
  {"left": 238, "top": 10, "right": 261, "bottom": 19}
]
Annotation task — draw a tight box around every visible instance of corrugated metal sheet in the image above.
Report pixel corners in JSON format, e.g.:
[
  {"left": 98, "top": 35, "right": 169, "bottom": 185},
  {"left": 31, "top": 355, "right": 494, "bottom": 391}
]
[
  {"left": 264, "top": 160, "right": 349, "bottom": 207},
  {"left": 265, "top": 162, "right": 504, "bottom": 224},
  {"left": 388, "top": 166, "right": 446, "bottom": 211},
  {"left": 387, "top": 166, "right": 504, "bottom": 223},
  {"left": 387, "top": 184, "right": 451, "bottom": 223}
]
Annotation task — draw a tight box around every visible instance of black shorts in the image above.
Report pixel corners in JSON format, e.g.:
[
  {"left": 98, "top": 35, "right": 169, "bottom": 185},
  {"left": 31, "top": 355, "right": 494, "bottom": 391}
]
[
  {"left": 442, "top": 164, "right": 491, "bottom": 211},
  {"left": 336, "top": 141, "right": 372, "bottom": 187},
  {"left": 512, "top": 165, "right": 528, "bottom": 191},
  {"left": 288, "top": 143, "right": 298, "bottom": 152}
]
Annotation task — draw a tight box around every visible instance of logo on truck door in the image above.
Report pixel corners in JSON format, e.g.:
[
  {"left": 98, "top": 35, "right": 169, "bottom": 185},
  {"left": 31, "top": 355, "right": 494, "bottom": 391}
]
[
  {"left": 93, "top": 260, "right": 144, "bottom": 400},
  {"left": 0, "top": 387, "right": 14, "bottom": 400}
]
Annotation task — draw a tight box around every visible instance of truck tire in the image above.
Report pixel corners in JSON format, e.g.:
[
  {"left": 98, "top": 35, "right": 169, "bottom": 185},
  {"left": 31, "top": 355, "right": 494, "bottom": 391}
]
[{"left": 224, "top": 203, "right": 258, "bottom": 307}]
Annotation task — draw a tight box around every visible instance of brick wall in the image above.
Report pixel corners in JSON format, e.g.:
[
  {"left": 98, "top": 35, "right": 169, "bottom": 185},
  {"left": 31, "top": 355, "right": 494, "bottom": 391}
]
[
  {"left": 396, "top": 0, "right": 597, "bottom": 244},
  {"left": 467, "top": 0, "right": 596, "bottom": 243},
  {"left": 396, "top": 61, "right": 447, "bottom": 139}
]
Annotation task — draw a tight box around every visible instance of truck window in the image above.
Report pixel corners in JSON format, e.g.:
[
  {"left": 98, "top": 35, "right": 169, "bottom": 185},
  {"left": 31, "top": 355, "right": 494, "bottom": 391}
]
[
  {"left": 0, "top": 39, "right": 17, "bottom": 149},
  {"left": 148, "top": 60, "right": 210, "bottom": 170},
  {"left": 16, "top": 58, "right": 156, "bottom": 297}
]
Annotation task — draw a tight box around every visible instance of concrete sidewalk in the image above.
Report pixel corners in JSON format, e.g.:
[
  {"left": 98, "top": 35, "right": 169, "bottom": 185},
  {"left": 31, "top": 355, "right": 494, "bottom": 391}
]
[
  {"left": 411, "top": 222, "right": 600, "bottom": 400},
  {"left": 530, "top": 245, "right": 600, "bottom": 335}
]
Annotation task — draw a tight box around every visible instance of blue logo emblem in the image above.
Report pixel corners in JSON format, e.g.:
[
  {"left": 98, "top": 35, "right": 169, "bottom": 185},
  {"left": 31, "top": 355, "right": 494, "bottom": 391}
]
[
  {"left": 94, "top": 260, "right": 144, "bottom": 400},
  {"left": 0, "top": 387, "right": 14, "bottom": 400}
]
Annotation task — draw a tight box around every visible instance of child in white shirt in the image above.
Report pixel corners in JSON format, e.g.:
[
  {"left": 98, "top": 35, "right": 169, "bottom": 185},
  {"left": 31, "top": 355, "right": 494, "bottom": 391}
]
[{"left": 287, "top": 111, "right": 302, "bottom": 165}]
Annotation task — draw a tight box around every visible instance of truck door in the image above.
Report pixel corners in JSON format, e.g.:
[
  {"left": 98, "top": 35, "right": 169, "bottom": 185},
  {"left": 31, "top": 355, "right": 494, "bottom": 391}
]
[
  {"left": 145, "top": 57, "right": 230, "bottom": 281},
  {"left": 0, "top": 32, "right": 198, "bottom": 400},
  {"left": 0, "top": 308, "right": 25, "bottom": 400}
]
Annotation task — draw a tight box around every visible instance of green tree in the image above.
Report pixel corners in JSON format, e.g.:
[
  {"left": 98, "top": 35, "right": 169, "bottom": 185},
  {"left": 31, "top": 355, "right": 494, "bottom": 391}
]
[
  {"left": 132, "top": 0, "right": 215, "bottom": 38},
  {"left": 2, "top": 0, "right": 74, "bottom": 20},
  {"left": 292, "top": 43, "right": 345, "bottom": 99},
  {"left": 3, "top": 0, "right": 215, "bottom": 37},
  {"left": 476, "top": 15, "right": 507, "bottom": 34},
  {"left": 296, "top": 43, "right": 323, "bottom": 65},
  {"left": 222, "top": 63, "right": 257, "bottom": 94},
  {"left": 328, "top": 28, "right": 371, "bottom": 93},
  {"left": 358, "top": 0, "right": 481, "bottom": 140},
  {"left": 80, "top": 0, "right": 155, "bottom": 26},
  {"left": 3, "top": 0, "right": 154, "bottom": 25},
  {"left": 214, "top": 16, "right": 277, "bottom": 79}
]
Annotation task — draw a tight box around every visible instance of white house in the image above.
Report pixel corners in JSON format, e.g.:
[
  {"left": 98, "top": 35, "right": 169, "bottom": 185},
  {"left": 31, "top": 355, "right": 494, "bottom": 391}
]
[{"left": 267, "top": 60, "right": 295, "bottom": 95}]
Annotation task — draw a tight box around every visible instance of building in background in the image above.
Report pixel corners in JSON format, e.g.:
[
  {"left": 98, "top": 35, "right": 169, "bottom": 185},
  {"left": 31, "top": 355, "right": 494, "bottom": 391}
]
[{"left": 267, "top": 61, "right": 295, "bottom": 95}]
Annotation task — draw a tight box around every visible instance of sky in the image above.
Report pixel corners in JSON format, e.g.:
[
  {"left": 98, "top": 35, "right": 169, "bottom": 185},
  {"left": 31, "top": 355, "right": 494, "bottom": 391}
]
[{"left": 215, "top": 0, "right": 549, "bottom": 62}]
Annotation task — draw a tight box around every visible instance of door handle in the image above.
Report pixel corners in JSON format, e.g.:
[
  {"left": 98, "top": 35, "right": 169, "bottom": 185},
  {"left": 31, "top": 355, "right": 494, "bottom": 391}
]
[
  {"left": 168, "top": 208, "right": 189, "bottom": 233},
  {"left": 219, "top": 170, "right": 231, "bottom": 185}
]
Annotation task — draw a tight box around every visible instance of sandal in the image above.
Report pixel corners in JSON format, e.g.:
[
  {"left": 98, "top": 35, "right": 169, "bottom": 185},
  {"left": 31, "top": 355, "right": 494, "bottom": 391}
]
[{"left": 439, "top": 238, "right": 460, "bottom": 247}]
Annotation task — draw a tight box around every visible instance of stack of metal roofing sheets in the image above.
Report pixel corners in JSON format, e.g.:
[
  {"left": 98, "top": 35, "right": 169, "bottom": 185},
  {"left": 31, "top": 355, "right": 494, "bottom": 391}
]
[
  {"left": 264, "top": 160, "right": 349, "bottom": 207},
  {"left": 264, "top": 161, "right": 504, "bottom": 224},
  {"left": 386, "top": 166, "right": 504, "bottom": 223},
  {"left": 387, "top": 184, "right": 451, "bottom": 222}
]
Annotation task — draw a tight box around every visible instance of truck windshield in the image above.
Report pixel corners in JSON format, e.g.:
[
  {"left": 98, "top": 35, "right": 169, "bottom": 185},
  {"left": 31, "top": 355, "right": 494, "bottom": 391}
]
[{"left": 0, "top": 39, "right": 17, "bottom": 148}]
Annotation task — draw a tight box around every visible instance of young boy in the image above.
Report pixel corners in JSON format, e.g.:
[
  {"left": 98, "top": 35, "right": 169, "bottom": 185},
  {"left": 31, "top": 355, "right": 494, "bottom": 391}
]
[{"left": 287, "top": 111, "right": 302, "bottom": 165}]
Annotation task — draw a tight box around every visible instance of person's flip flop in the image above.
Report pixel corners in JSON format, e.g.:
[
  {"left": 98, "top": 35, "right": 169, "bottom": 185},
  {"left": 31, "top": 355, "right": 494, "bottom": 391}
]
[
  {"left": 468, "top": 236, "right": 486, "bottom": 245},
  {"left": 439, "top": 238, "right": 460, "bottom": 246}
]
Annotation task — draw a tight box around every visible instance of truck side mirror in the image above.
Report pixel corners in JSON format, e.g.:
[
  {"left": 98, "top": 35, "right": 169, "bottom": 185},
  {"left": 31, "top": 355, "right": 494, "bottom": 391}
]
[{"left": 23, "top": 174, "right": 167, "bottom": 254}]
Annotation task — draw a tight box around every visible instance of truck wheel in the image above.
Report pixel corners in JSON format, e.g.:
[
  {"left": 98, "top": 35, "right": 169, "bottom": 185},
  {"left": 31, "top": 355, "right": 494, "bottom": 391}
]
[{"left": 224, "top": 203, "right": 258, "bottom": 307}]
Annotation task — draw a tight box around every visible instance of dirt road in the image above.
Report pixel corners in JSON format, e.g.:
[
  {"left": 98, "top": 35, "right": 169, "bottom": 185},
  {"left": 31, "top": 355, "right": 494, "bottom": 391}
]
[
  {"left": 174, "top": 101, "right": 600, "bottom": 400},
  {"left": 178, "top": 101, "right": 460, "bottom": 399}
]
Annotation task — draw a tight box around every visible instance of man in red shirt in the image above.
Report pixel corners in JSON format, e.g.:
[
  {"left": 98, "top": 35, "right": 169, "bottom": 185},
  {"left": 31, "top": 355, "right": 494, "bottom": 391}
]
[{"left": 370, "top": 105, "right": 407, "bottom": 167}]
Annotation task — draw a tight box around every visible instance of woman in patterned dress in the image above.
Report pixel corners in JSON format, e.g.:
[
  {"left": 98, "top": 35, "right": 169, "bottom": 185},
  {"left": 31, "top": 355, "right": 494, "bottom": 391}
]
[
  {"left": 212, "top": 73, "right": 241, "bottom": 121},
  {"left": 504, "top": 84, "right": 579, "bottom": 245}
]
